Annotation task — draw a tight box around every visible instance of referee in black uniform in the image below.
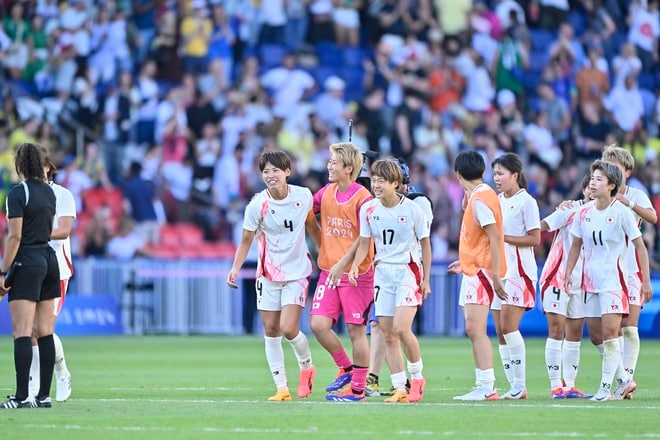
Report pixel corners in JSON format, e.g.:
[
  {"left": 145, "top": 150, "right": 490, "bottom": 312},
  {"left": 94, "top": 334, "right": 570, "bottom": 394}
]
[{"left": 0, "top": 142, "right": 60, "bottom": 409}]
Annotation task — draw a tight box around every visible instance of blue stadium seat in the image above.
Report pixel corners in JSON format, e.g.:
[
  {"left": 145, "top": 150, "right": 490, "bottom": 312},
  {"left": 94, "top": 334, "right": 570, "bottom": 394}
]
[
  {"left": 530, "top": 51, "right": 549, "bottom": 71},
  {"left": 640, "top": 88, "right": 656, "bottom": 125},
  {"left": 639, "top": 73, "right": 656, "bottom": 91},
  {"left": 310, "top": 65, "right": 338, "bottom": 86},
  {"left": 315, "top": 42, "right": 343, "bottom": 66},
  {"left": 522, "top": 70, "right": 542, "bottom": 95},
  {"left": 340, "top": 67, "right": 365, "bottom": 102},
  {"left": 530, "top": 29, "right": 558, "bottom": 53},
  {"left": 342, "top": 46, "right": 365, "bottom": 67},
  {"left": 567, "top": 10, "right": 587, "bottom": 37},
  {"left": 259, "top": 43, "right": 289, "bottom": 69}
]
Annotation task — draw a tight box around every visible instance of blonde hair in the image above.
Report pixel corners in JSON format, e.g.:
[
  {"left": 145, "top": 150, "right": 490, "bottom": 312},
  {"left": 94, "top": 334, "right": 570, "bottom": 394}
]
[
  {"left": 329, "top": 142, "right": 363, "bottom": 181},
  {"left": 371, "top": 159, "right": 403, "bottom": 186},
  {"left": 601, "top": 144, "right": 634, "bottom": 171}
]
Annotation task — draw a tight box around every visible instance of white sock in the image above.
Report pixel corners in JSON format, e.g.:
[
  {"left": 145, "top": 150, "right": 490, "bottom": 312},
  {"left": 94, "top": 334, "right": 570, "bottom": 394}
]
[
  {"left": 503, "top": 330, "right": 526, "bottom": 388},
  {"left": 53, "top": 333, "right": 68, "bottom": 374},
  {"left": 498, "top": 344, "right": 514, "bottom": 386},
  {"left": 618, "top": 335, "right": 624, "bottom": 357},
  {"left": 475, "top": 368, "right": 483, "bottom": 387},
  {"left": 407, "top": 359, "right": 423, "bottom": 380},
  {"left": 390, "top": 371, "right": 407, "bottom": 393},
  {"left": 29, "top": 345, "right": 40, "bottom": 398},
  {"left": 545, "top": 338, "right": 563, "bottom": 389},
  {"left": 596, "top": 343, "right": 605, "bottom": 358},
  {"left": 622, "top": 326, "right": 640, "bottom": 377},
  {"left": 478, "top": 368, "right": 495, "bottom": 391},
  {"left": 562, "top": 340, "right": 581, "bottom": 388},
  {"left": 286, "top": 331, "right": 313, "bottom": 371},
  {"left": 265, "top": 336, "right": 287, "bottom": 390},
  {"left": 601, "top": 338, "right": 620, "bottom": 393}
]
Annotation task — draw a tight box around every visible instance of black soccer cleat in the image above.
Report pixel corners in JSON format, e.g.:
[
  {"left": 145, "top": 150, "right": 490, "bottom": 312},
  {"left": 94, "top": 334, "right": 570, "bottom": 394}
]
[{"left": 0, "top": 395, "right": 37, "bottom": 409}]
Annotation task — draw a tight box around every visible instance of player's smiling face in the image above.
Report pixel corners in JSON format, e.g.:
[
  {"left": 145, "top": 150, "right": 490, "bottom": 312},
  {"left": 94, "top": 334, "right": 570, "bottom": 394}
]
[
  {"left": 492, "top": 164, "right": 517, "bottom": 195},
  {"left": 327, "top": 153, "right": 351, "bottom": 183},
  {"left": 589, "top": 169, "right": 614, "bottom": 199},
  {"left": 370, "top": 175, "right": 397, "bottom": 200},
  {"left": 261, "top": 162, "right": 290, "bottom": 191}
]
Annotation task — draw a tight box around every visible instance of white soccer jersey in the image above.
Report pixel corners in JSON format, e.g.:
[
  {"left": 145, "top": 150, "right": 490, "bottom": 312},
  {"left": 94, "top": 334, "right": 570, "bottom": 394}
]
[
  {"left": 360, "top": 196, "right": 430, "bottom": 265},
  {"left": 570, "top": 200, "right": 641, "bottom": 293},
  {"left": 243, "top": 185, "right": 313, "bottom": 282},
  {"left": 499, "top": 189, "right": 541, "bottom": 280},
  {"left": 539, "top": 201, "right": 584, "bottom": 293},
  {"left": 619, "top": 186, "right": 654, "bottom": 275},
  {"left": 49, "top": 182, "right": 76, "bottom": 280}
]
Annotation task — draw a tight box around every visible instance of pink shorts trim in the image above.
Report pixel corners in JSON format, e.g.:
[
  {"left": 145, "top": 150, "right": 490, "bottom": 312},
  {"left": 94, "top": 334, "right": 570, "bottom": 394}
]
[
  {"left": 53, "top": 279, "right": 69, "bottom": 317},
  {"left": 310, "top": 269, "right": 374, "bottom": 325}
]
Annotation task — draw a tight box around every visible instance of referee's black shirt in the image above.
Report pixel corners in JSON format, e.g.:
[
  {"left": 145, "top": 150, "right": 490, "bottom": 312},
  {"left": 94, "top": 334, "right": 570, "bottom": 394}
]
[{"left": 6, "top": 179, "right": 56, "bottom": 245}]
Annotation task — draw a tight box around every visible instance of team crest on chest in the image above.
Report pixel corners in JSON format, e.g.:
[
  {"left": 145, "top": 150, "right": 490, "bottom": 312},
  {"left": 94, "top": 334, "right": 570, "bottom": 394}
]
[
  {"left": 398, "top": 216, "right": 407, "bottom": 223},
  {"left": 294, "top": 201, "right": 302, "bottom": 208},
  {"left": 606, "top": 217, "right": 614, "bottom": 223}
]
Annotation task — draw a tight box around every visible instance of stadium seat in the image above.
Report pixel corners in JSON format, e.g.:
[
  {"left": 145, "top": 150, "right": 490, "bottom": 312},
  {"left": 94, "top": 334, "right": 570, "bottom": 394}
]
[
  {"left": 342, "top": 46, "right": 365, "bottom": 67},
  {"left": 176, "top": 223, "right": 205, "bottom": 246},
  {"left": 315, "top": 42, "right": 343, "bottom": 66},
  {"left": 81, "top": 188, "right": 124, "bottom": 219},
  {"left": 144, "top": 244, "right": 179, "bottom": 259},
  {"left": 259, "top": 43, "right": 289, "bottom": 69},
  {"left": 340, "top": 67, "right": 365, "bottom": 102},
  {"left": 567, "top": 11, "right": 587, "bottom": 37},
  {"left": 530, "top": 51, "right": 549, "bottom": 71},
  {"left": 530, "top": 29, "right": 557, "bottom": 53},
  {"left": 639, "top": 73, "right": 655, "bottom": 91},
  {"left": 159, "top": 224, "right": 180, "bottom": 247},
  {"left": 197, "top": 242, "right": 236, "bottom": 259},
  {"left": 640, "top": 89, "right": 656, "bottom": 125}
]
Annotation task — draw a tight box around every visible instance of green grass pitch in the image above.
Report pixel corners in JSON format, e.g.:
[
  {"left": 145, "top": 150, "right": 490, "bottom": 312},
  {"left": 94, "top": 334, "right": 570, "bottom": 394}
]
[{"left": 1, "top": 335, "right": 659, "bottom": 439}]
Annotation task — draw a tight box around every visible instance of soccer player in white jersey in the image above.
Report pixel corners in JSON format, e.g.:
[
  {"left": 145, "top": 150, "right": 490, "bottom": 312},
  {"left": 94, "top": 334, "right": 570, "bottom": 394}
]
[
  {"left": 226, "top": 150, "right": 321, "bottom": 401},
  {"left": 348, "top": 159, "right": 432, "bottom": 403},
  {"left": 601, "top": 145, "right": 657, "bottom": 397},
  {"left": 565, "top": 160, "right": 653, "bottom": 401},
  {"left": 491, "top": 153, "right": 541, "bottom": 400},
  {"left": 539, "top": 174, "right": 592, "bottom": 399},
  {"left": 363, "top": 158, "right": 433, "bottom": 397},
  {"left": 28, "top": 151, "right": 75, "bottom": 402}
]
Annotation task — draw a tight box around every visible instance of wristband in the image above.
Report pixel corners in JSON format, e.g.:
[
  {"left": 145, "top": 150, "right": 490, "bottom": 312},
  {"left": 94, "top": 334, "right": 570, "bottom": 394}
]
[{"left": 628, "top": 199, "right": 635, "bottom": 209}]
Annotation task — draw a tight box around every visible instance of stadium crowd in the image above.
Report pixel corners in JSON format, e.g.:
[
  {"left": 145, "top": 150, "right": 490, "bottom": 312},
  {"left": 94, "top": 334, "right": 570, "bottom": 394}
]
[{"left": 0, "top": 0, "right": 658, "bottom": 265}]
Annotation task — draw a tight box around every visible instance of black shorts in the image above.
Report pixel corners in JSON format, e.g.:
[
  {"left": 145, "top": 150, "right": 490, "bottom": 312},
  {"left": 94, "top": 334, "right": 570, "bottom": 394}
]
[{"left": 7, "top": 245, "right": 60, "bottom": 302}]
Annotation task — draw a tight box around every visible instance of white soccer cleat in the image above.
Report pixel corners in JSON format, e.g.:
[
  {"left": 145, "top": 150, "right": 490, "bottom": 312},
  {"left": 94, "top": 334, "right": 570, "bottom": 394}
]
[
  {"left": 613, "top": 377, "right": 636, "bottom": 400},
  {"left": 55, "top": 370, "right": 72, "bottom": 402},
  {"left": 453, "top": 386, "right": 499, "bottom": 401},
  {"left": 501, "top": 384, "right": 528, "bottom": 400},
  {"left": 590, "top": 387, "right": 613, "bottom": 402}
]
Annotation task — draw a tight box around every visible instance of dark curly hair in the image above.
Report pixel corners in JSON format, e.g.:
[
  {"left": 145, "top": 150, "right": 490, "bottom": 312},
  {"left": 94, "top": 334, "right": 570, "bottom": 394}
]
[{"left": 15, "top": 142, "right": 47, "bottom": 182}]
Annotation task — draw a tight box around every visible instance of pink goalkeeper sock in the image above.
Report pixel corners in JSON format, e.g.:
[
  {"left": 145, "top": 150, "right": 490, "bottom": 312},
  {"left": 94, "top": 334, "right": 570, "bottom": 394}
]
[
  {"left": 331, "top": 349, "right": 352, "bottom": 370},
  {"left": 351, "top": 367, "right": 368, "bottom": 392}
]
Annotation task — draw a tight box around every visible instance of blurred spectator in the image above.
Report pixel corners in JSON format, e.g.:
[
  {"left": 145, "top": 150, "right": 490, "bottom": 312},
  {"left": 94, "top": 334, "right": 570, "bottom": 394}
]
[
  {"left": 356, "top": 87, "right": 386, "bottom": 154},
  {"left": 75, "top": 142, "right": 113, "bottom": 189},
  {"left": 55, "top": 155, "right": 93, "bottom": 213},
  {"left": 180, "top": 1, "right": 213, "bottom": 75},
  {"left": 433, "top": 0, "right": 472, "bottom": 38},
  {"left": 524, "top": 110, "right": 563, "bottom": 171},
  {"left": 123, "top": 161, "right": 160, "bottom": 245},
  {"left": 135, "top": 59, "right": 159, "bottom": 145},
  {"left": 496, "top": 89, "right": 525, "bottom": 152},
  {"left": 549, "top": 22, "right": 585, "bottom": 75},
  {"left": 333, "top": 0, "right": 362, "bottom": 46},
  {"left": 132, "top": 0, "right": 163, "bottom": 62},
  {"left": 260, "top": 52, "right": 316, "bottom": 121},
  {"left": 391, "top": 89, "right": 425, "bottom": 162},
  {"left": 612, "top": 42, "right": 642, "bottom": 88},
  {"left": 208, "top": 4, "right": 235, "bottom": 87},
  {"left": 627, "top": 0, "right": 659, "bottom": 72},
  {"left": 492, "top": 27, "right": 529, "bottom": 97},
  {"left": 603, "top": 73, "right": 645, "bottom": 135},
  {"left": 106, "top": 215, "right": 155, "bottom": 260},
  {"left": 285, "top": 0, "right": 310, "bottom": 50},
  {"left": 428, "top": 55, "right": 464, "bottom": 114},
  {"left": 462, "top": 50, "right": 495, "bottom": 113},
  {"left": 576, "top": 44, "right": 609, "bottom": 118},
  {"left": 258, "top": 0, "right": 287, "bottom": 45},
  {"left": 495, "top": 0, "right": 526, "bottom": 31},
  {"left": 581, "top": 0, "right": 616, "bottom": 54},
  {"left": 314, "top": 75, "right": 348, "bottom": 136},
  {"left": 2, "top": 2, "right": 29, "bottom": 79},
  {"left": 536, "top": 81, "right": 571, "bottom": 144},
  {"left": 83, "top": 205, "right": 114, "bottom": 257},
  {"left": 539, "top": 0, "right": 569, "bottom": 30}
]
